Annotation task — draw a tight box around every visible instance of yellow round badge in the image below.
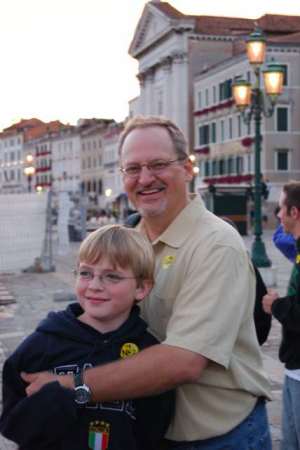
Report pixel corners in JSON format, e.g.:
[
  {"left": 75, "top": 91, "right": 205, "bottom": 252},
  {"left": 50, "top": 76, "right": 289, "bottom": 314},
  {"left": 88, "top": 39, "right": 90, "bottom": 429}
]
[
  {"left": 120, "top": 343, "right": 139, "bottom": 359},
  {"left": 162, "top": 255, "right": 175, "bottom": 269}
]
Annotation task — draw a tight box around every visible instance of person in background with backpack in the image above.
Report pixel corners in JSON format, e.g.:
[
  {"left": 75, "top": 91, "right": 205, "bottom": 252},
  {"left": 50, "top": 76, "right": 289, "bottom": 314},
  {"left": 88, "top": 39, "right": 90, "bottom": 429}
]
[{"left": 23, "top": 116, "right": 272, "bottom": 450}]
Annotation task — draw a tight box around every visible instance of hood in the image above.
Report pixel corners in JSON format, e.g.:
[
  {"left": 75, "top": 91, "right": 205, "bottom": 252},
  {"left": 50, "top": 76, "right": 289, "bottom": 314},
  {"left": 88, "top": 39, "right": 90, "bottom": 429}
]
[{"left": 36, "top": 303, "right": 147, "bottom": 346}]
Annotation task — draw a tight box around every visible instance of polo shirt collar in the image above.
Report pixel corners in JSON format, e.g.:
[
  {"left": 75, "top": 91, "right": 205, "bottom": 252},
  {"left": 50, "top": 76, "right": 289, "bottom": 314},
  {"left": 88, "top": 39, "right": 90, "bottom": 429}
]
[{"left": 152, "top": 196, "right": 206, "bottom": 248}]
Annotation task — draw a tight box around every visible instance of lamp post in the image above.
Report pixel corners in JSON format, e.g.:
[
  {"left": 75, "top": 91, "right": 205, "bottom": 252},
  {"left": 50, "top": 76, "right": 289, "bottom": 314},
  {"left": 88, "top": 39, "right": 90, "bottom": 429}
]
[
  {"left": 24, "top": 154, "right": 35, "bottom": 193},
  {"left": 189, "top": 154, "right": 199, "bottom": 193},
  {"left": 232, "top": 28, "right": 284, "bottom": 267}
]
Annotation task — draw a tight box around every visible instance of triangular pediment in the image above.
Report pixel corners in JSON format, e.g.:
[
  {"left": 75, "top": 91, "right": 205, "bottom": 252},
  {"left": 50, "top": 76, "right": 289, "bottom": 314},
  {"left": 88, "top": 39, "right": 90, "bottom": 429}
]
[
  {"left": 129, "top": 2, "right": 191, "bottom": 57},
  {"left": 129, "top": 4, "right": 170, "bottom": 56}
]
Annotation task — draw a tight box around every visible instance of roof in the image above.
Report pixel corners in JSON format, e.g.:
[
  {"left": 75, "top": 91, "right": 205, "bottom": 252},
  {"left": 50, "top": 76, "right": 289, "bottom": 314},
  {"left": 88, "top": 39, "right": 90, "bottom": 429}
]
[
  {"left": 258, "top": 14, "right": 300, "bottom": 33},
  {"left": 150, "top": 1, "right": 183, "bottom": 19},
  {"left": 268, "top": 31, "right": 300, "bottom": 43},
  {"left": 195, "top": 16, "right": 254, "bottom": 35}
]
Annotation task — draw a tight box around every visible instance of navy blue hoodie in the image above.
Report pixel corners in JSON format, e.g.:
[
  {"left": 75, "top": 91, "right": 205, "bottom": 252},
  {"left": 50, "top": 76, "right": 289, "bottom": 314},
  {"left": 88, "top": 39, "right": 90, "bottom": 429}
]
[{"left": 0, "top": 303, "right": 174, "bottom": 450}]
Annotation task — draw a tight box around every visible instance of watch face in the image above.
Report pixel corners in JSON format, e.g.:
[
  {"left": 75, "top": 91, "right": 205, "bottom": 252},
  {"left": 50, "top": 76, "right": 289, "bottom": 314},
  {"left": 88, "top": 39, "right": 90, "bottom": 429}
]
[{"left": 75, "top": 386, "right": 91, "bottom": 405}]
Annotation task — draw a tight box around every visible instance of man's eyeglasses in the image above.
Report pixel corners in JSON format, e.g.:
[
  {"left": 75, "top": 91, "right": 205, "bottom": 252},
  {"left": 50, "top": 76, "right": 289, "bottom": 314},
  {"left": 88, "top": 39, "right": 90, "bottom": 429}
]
[
  {"left": 120, "top": 157, "right": 186, "bottom": 178},
  {"left": 74, "top": 269, "right": 137, "bottom": 286}
]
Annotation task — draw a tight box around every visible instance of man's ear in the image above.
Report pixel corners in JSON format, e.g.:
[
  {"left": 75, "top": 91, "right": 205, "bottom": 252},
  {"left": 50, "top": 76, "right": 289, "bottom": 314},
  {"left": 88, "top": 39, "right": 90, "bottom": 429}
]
[
  {"left": 291, "top": 206, "right": 300, "bottom": 219},
  {"left": 135, "top": 279, "right": 153, "bottom": 303},
  {"left": 184, "top": 158, "right": 194, "bottom": 182}
]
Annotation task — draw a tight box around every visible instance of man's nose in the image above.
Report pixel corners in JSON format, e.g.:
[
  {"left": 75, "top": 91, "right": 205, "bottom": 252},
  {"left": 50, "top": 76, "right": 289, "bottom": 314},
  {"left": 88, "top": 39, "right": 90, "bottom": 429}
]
[{"left": 137, "top": 166, "right": 156, "bottom": 184}]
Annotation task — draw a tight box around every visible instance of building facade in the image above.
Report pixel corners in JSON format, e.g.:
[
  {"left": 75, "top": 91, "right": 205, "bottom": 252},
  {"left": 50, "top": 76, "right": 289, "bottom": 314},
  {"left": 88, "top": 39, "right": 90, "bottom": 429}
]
[{"left": 129, "top": 1, "right": 300, "bottom": 194}]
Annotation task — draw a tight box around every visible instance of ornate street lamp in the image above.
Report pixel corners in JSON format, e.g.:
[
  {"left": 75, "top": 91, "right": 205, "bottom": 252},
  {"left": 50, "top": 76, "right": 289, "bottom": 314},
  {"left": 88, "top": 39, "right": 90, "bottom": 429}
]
[
  {"left": 189, "top": 154, "right": 199, "bottom": 193},
  {"left": 24, "top": 154, "right": 35, "bottom": 193},
  {"left": 232, "top": 28, "right": 284, "bottom": 267}
]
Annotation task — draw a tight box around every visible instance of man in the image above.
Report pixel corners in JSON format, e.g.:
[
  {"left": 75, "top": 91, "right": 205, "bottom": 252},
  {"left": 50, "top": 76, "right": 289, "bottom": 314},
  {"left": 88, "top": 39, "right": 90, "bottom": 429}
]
[
  {"left": 23, "top": 116, "right": 271, "bottom": 449},
  {"left": 263, "top": 182, "right": 300, "bottom": 450}
]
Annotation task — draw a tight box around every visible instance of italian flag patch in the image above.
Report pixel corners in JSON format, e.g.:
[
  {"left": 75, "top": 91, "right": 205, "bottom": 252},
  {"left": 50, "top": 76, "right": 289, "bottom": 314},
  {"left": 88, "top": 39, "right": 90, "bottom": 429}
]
[{"left": 88, "top": 421, "right": 110, "bottom": 450}]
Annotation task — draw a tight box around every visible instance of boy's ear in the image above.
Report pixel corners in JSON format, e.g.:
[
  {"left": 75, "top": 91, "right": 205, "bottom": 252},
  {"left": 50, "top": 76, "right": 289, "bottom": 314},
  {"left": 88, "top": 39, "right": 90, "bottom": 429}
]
[{"left": 135, "top": 279, "right": 153, "bottom": 303}]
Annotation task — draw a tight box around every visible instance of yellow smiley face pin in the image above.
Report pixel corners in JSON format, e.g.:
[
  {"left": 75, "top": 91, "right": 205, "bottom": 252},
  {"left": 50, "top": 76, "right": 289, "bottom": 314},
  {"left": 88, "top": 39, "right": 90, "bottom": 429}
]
[
  {"left": 162, "top": 255, "right": 175, "bottom": 269},
  {"left": 296, "top": 254, "right": 300, "bottom": 264},
  {"left": 120, "top": 342, "right": 139, "bottom": 359}
]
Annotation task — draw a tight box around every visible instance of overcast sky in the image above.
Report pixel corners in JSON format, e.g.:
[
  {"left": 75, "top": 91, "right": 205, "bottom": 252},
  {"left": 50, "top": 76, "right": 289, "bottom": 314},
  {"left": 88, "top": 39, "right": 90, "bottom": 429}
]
[{"left": 0, "top": 0, "right": 299, "bottom": 130}]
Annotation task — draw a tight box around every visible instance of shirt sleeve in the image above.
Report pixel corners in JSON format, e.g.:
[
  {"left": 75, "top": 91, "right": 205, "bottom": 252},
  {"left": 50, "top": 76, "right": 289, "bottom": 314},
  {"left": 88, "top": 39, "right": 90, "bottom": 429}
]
[{"left": 163, "top": 243, "right": 254, "bottom": 368}]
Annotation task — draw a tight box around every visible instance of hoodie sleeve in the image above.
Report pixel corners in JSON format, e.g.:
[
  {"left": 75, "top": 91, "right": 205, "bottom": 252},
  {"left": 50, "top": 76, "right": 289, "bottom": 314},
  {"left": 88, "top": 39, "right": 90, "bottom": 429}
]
[
  {"left": 0, "top": 353, "right": 78, "bottom": 449},
  {"left": 134, "top": 389, "right": 175, "bottom": 450},
  {"left": 271, "top": 295, "right": 300, "bottom": 333}
]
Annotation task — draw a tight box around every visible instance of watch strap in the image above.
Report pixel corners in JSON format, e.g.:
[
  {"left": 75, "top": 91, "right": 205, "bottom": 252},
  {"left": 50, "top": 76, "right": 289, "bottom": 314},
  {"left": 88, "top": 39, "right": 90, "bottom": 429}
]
[{"left": 74, "top": 370, "right": 84, "bottom": 388}]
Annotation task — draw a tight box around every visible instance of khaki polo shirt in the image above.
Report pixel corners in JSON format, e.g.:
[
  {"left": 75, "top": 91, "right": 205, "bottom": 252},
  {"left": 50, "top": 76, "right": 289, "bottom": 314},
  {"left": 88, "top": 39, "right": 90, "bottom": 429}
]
[{"left": 139, "top": 196, "right": 271, "bottom": 441}]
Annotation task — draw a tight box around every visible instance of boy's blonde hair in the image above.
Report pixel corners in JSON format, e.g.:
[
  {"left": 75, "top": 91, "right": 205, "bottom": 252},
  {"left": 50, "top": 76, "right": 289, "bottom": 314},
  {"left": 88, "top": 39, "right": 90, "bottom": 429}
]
[{"left": 78, "top": 224, "right": 154, "bottom": 284}]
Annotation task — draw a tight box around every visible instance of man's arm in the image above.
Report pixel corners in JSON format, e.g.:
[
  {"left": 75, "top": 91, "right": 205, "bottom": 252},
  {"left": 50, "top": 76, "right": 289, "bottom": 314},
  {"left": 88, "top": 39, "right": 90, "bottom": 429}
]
[{"left": 23, "top": 344, "right": 207, "bottom": 401}]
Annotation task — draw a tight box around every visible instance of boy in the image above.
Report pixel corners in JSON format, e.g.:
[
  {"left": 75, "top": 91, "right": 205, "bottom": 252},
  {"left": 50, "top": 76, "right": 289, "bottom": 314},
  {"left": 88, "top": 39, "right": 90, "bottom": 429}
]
[{"left": 0, "top": 224, "right": 174, "bottom": 450}]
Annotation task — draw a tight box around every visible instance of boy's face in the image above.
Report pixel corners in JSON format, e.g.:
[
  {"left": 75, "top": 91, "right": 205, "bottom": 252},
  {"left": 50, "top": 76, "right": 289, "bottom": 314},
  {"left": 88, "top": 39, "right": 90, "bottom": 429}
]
[{"left": 75, "top": 257, "right": 151, "bottom": 333}]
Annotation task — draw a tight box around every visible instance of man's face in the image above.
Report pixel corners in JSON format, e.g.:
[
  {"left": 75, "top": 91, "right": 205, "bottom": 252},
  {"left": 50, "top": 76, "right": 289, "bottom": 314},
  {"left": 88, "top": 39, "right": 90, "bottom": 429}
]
[
  {"left": 120, "top": 126, "right": 193, "bottom": 221},
  {"left": 277, "top": 191, "right": 295, "bottom": 234}
]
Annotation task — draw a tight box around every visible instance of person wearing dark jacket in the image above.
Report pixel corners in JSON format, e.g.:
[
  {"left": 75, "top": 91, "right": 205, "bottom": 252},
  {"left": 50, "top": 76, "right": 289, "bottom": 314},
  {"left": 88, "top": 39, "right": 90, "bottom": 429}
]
[
  {"left": 0, "top": 225, "right": 174, "bottom": 450},
  {"left": 263, "top": 182, "right": 300, "bottom": 450}
]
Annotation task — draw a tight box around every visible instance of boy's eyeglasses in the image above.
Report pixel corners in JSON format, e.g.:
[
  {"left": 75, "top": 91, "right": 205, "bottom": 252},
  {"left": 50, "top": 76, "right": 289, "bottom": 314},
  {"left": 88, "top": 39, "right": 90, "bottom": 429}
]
[
  {"left": 74, "top": 270, "right": 137, "bottom": 286},
  {"left": 119, "top": 157, "right": 186, "bottom": 178}
]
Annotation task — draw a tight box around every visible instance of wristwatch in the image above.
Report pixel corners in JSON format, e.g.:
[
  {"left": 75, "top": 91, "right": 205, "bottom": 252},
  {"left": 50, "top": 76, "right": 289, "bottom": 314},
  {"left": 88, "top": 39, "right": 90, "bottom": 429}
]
[{"left": 74, "top": 370, "right": 91, "bottom": 405}]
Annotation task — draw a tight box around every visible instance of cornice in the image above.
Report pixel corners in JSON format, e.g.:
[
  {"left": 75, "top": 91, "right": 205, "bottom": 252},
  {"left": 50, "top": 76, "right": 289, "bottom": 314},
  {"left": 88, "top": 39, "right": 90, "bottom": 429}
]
[{"left": 137, "top": 51, "right": 188, "bottom": 85}]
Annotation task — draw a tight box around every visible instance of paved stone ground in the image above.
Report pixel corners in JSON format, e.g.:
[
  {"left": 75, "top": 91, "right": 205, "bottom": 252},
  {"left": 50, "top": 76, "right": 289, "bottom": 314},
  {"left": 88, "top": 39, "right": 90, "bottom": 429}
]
[{"left": 0, "top": 230, "right": 293, "bottom": 449}]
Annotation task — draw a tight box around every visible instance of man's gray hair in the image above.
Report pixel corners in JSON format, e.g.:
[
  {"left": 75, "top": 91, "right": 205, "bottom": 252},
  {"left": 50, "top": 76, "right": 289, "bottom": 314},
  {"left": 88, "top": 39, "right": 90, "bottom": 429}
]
[{"left": 118, "top": 115, "right": 188, "bottom": 159}]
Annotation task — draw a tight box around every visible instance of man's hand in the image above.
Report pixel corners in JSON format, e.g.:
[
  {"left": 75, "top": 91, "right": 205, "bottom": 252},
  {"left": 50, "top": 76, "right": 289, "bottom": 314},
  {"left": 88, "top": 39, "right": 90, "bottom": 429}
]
[
  {"left": 21, "top": 371, "right": 74, "bottom": 396},
  {"left": 262, "top": 288, "right": 279, "bottom": 314}
]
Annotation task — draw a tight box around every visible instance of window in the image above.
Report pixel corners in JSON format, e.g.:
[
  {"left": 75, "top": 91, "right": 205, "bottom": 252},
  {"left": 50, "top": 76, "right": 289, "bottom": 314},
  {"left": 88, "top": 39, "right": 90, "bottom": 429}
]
[
  {"left": 227, "top": 157, "right": 234, "bottom": 174},
  {"left": 219, "top": 159, "right": 225, "bottom": 175},
  {"left": 276, "top": 107, "right": 288, "bottom": 132},
  {"left": 213, "top": 86, "right": 217, "bottom": 104},
  {"left": 211, "top": 122, "right": 217, "bottom": 143},
  {"left": 205, "top": 88, "right": 209, "bottom": 106},
  {"left": 276, "top": 150, "right": 289, "bottom": 171},
  {"left": 198, "top": 92, "right": 202, "bottom": 109},
  {"left": 199, "top": 125, "right": 210, "bottom": 146},
  {"left": 219, "top": 79, "right": 232, "bottom": 101},
  {"left": 204, "top": 161, "right": 210, "bottom": 176},
  {"left": 236, "top": 156, "right": 244, "bottom": 174},
  {"left": 228, "top": 117, "right": 233, "bottom": 139},
  {"left": 237, "top": 115, "right": 242, "bottom": 138},
  {"left": 247, "top": 121, "right": 252, "bottom": 136},
  {"left": 282, "top": 65, "right": 288, "bottom": 86},
  {"left": 221, "top": 120, "right": 225, "bottom": 142},
  {"left": 212, "top": 160, "right": 218, "bottom": 175}
]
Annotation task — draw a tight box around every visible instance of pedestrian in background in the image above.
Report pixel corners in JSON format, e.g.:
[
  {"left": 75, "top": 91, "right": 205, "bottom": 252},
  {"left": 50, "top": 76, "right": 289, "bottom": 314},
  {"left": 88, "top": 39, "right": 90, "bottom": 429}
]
[
  {"left": 0, "top": 224, "right": 174, "bottom": 450},
  {"left": 22, "top": 116, "right": 271, "bottom": 449},
  {"left": 263, "top": 181, "right": 300, "bottom": 450}
]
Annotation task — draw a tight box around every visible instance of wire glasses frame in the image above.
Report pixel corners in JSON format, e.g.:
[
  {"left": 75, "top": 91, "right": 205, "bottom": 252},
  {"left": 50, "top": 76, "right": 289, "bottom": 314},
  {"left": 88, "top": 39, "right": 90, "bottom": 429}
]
[
  {"left": 119, "top": 157, "right": 187, "bottom": 178},
  {"left": 73, "top": 269, "right": 137, "bottom": 286}
]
